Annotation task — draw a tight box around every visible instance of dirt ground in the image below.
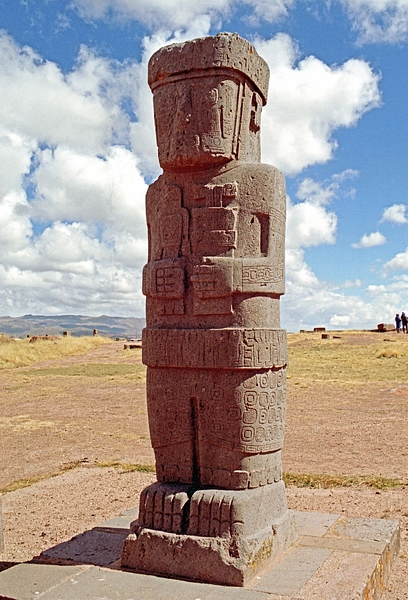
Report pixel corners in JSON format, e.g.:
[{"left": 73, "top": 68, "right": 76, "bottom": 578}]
[{"left": 0, "top": 338, "right": 407, "bottom": 597}]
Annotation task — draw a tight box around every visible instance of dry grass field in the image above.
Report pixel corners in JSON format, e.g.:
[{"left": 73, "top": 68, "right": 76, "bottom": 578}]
[{"left": 0, "top": 330, "right": 407, "bottom": 597}]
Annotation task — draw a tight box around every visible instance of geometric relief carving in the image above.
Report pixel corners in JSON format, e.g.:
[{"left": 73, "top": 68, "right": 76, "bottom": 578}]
[
  {"left": 142, "top": 328, "right": 288, "bottom": 369},
  {"left": 203, "top": 369, "right": 286, "bottom": 453},
  {"left": 191, "top": 263, "right": 233, "bottom": 298},
  {"left": 190, "top": 80, "right": 239, "bottom": 158},
  {"left": 191, "top": 207, "right": 237, "bottom": 255},
  {"left": 242, "top": 264, "right": 282, "bottom": 286},
  {"left": 194, "top": 181, "right": 238, "bottom": 207},
  {"left": 159, "top": 185, "right": 190, "bottom": 259},
  {"left": 191, "top": 261, "right": 233, "bottom": 314},
  {"left": 142, "top": 259, "right": 185, "bottom": 299}
]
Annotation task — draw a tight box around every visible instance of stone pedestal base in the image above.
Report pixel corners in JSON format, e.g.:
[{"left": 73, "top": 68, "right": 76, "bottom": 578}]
[{"left": 121, "top": 482, "right": 297, "bottom": 586}]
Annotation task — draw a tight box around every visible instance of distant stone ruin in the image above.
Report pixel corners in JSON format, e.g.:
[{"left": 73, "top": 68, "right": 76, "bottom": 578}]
[{"left": 122, "top": 32, "right": 296, "bottom": 586}]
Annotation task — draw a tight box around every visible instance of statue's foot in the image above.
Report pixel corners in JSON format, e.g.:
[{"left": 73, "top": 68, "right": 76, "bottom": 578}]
[
  {"left": 187, "top": 489, "right": 235, "bottom": 537},
  {"left": 137, "top": 482, "right": 194, "bottom": 534}
]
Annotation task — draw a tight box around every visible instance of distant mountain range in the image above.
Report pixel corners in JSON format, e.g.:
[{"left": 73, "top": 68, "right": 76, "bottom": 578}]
[{"left": 0, "top": 315, "right": 145, "bottom": 339}]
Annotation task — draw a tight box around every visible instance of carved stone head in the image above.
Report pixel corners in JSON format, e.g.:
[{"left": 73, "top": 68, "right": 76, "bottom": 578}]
[{"left": 148, "top": 33, "right": 270, "bottom": 171}]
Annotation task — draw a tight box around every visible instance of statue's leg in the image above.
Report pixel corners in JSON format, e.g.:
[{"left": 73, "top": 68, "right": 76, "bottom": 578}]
[
  {"left": 194, "top": 368, "right": 286, "bottom": 488},
  {"left": 146, "top": 367, "right": 195, "bottom": 484},
  {"left": 187, "top": 367, "right": 288, "bottom": 533}
]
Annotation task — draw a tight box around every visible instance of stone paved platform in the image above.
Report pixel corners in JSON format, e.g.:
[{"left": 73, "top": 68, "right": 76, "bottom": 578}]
[{"left": 0, "top": 509, "right": 399, "bottom": 599}]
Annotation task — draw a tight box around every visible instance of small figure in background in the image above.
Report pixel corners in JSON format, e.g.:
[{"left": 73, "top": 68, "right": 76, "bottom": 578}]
[
  {"left": 401, "top": 312, "right": 407, "bottom": 333},
  {"left": 395, "top": 313, "right": 402, "bottom": 333}
]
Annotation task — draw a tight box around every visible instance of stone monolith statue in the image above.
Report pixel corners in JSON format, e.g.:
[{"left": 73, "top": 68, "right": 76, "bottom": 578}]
[{"left": 122, "top": 32, "right": 297, "bottom": 586}]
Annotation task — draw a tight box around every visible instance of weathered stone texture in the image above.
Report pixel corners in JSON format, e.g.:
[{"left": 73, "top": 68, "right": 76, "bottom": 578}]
[
  {"left": 122, "top": 32, "right": 296, "bottom": 585},
  {"left": 0, "top": 494, "right": 3, "bottom": 553}
]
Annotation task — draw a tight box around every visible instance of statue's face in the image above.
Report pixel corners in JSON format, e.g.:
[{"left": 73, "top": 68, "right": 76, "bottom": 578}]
[{"left": 153, "top": 75, "right": 241, "bottom": 171}]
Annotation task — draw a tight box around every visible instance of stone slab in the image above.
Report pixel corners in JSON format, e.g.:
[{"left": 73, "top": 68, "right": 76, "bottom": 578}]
[
  {"left": 40, "top": 528, "right": 128, "bottom": 566},
  {"left": 119, "top": 507, "right": 139, "bottom": 518},
  {"left": 0, "top": 563, "right": 88, "bottom": 600},
  {"left": 249, "top": 512, "right": 400, "bottom": 599},
  {"left": 95, "top": 516, "right": 134, "bottom": 531},
  {"left": 292, "top": 510, "right": 339, "bottom": 537},
  {"left": 295, "top": 551, "right": 382, "bottom": 599},
  {"left": 326, "top": 516, "right": 400, "bottom": 549},
  {"left": 39, "top": 566, "right": 271, "bottom": 600},
  {"left": 298, "top": 534, "right": 389, "bottom": 555},
  {"left": 252, "top": 546, "right": 332, "bottom": 595}
]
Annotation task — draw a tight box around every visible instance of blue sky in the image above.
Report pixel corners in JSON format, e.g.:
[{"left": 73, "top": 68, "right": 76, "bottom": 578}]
[{"left": 1, "top": 0, "right": 408, "bottom": 331}]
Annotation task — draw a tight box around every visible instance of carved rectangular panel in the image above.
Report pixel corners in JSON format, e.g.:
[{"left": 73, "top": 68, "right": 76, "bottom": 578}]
[{"left": 143, "top": 328, "right": 288, "bottom": 369}]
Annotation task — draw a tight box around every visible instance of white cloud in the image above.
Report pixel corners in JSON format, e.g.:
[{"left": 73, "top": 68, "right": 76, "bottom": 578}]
[
  {"left": 341, "top": 279, "right": 363, "bottom": 288},
  {"left": 352, "top": 231, "right": 387, "bottom": 248},
  {"left": 0, "top": 129, "right": 36, "bottom": 198},
  {"left": 381, "top": 203, "right": 408, "bottom": 224},
  {"left": 383, "top": 248, "right": 408, "bottom": 271},
  {"left": 281, "top": 281, "right": 368, "bottom": 331},
  {"left": 0, "top": 34, "right": 121, "bottom": 154},
  {"left": 255, "top": 34, "right": 381, "bottom": 175},
  {"left": 330, "top": 314, "right": 351, "bottom": 326},
  {"left": 285, "top": 172, "right": 354, "bottom": 250},
  {"left": 340, "top": 0, "right": 408, "bottom": 43},
  {"left": 0, "top": 191, "right": 33, "bottom": 254},
  {"left": 33, "top": 222, "right": 105, "bottom": 271},
  {"left": 242, "top": 0, "right": 297, "bottom": 22},
  {"left": 71, "top": 0, "right": 229, "bottom": 29},
  {"left": 296, "top": 170, "right": 358, "bottom": 206},
  {"left": 69, "top": 0, "right": 408, "bottom": 47},
  {"left": 285, "top": 248, "right": 319, "bottom": 287},
  {"left": 287, "top": 200, "right": 338, "bottom": 249},
  {"left": 0, "top": 262, "right": 145, "bottom": 317},
  {"left": 71, "top": 0, "right": 297, "bottom": 29},
  {"left": 284, "top": 172, "right": 359, "bottom": 299},
  {"left": 281, "top": 277, "right": 408, "bottom": 332},
  {"left": 31, "top": 145, "right": 147, "bottom": 234},
  {"left": 0, "top": 32, "right": 151, "bottom": 317}
]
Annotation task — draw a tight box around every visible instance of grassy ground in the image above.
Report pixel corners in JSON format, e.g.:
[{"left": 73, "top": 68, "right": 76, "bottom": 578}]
[
  {"left": 0, "top": 334, "right": 111, "bottom": 369},
  {"left": 287, "top": 330, "right": 408, "bottom": 382},
  {"left": 0, "top": 330, "right": 407, "bottom": 493}
]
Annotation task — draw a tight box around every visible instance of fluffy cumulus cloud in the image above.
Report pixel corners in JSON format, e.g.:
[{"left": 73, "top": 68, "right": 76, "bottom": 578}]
[
  {"left": 280, "top": 168, "right": 406, "bottom": 331},
  {"left": 286, "top": 200, "right": 337, "bottom": 250},
  {"left": 255, "top": 34, "right": 381, "bottom": 175},
  {"left": 71, "top": 0, "right": 229, "bottom": 33},
  {"left": 284, "top": 174, "right": 339, "bottom": 317},
  {"left": 281, "top": 281, "right": 369, "bottom": 332},
  {"left": 285, "top": 172, "right": 358, "bottom": 292},
  {"left": 381, "top": 203, "right": 408, "bottom": 224},
  {"left": 0, "top": 31, "right": 148, "bottom": 316},
  {"left": 31, "top": 146, "right": 146, "bottom": 234},
  {"left": 352, "top": 231, "right": 387, "bottom": 248},
  {"left": 0, "top": 7, "right": 391, "bottom": 323},
  {"left": 0, "top": 37, "right": 120, "bottom": 153},
  {"left": 282, "top": 276, "right": 408, "bottom": 332},
  {"left": 241, "top": 0, "right": 297, "bottom": 22},
  {"left": 71, "top": 0, "right": 296, "bottom": 30},
  {"left": 340, "top": 0, "right": 408, "bottom": 43},
  {"left": 383, "top": 248, "right": 408, "bottom": 271},
  {"left": 67, "top": 0, "right": 408, "bottom": 45}
]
